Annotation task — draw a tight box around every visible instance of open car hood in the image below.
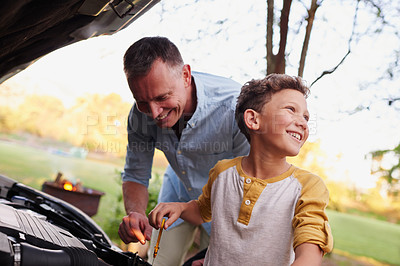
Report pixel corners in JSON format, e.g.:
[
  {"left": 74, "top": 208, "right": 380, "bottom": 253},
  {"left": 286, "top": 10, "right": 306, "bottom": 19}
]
[{"left": 0, "top": 0, "right": 160, "bottom": 84}]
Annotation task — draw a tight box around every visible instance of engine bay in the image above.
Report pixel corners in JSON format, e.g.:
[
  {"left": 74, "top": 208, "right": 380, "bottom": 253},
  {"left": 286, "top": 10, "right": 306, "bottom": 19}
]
[{"left": 0, "top": 174, "right": 150, "bottom": 266}]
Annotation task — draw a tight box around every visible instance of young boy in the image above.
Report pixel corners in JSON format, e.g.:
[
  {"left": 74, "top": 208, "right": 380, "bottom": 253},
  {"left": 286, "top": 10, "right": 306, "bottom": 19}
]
[{"left": 148, "top": 74, "right": 333, "bottom": 265}]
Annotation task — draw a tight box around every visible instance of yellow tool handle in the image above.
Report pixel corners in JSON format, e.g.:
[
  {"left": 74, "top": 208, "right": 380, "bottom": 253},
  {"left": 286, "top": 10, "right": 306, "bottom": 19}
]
[{"left": 153, "top": 217, "right": 166, "bottom": 258}]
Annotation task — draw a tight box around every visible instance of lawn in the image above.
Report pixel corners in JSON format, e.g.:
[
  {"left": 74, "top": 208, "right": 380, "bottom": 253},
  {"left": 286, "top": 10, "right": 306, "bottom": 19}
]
[
  {"left": 327, "top": 209, "right": 400, "bottom": 265},
  {"left": 1, "top": 139, "right": 399, "bottom": 265}
]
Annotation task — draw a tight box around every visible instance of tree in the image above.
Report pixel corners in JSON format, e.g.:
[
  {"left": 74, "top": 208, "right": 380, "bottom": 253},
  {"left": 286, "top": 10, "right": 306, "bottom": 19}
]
[
  {"left": 16, "top": 95, "right": 65, "bottom": 137},
  {"left": 266, "top": 0, "right": 400, "bottom": 89},
  {"left": 266, "top": 0, "right": 321, "bottom": 76},
  {"left": 166, "top": 0, "right": 399, "bottom": 87},
  {"left": 66, "top": 93, "right": 131, "bottom": 156},
  {"left": 370, "top": 143, "right": 400, "bottom": 198}
]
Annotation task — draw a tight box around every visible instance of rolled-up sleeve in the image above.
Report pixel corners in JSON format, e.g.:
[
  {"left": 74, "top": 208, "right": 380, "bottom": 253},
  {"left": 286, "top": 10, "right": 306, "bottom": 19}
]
[
  {"left": 292, "top": 173, "right": 333, "bottom": 254},
  {"left": 121, "top": 105, "right": 155, "bottom": 187}
]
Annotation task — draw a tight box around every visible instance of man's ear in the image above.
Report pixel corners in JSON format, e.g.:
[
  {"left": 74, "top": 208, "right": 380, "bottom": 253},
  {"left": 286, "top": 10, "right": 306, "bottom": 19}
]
[
  {"left": 182, "top": 64, "right": 191, "bottom": 87},
  {"left": 244, "top": 109, "right": 260, "bottom": 131}
]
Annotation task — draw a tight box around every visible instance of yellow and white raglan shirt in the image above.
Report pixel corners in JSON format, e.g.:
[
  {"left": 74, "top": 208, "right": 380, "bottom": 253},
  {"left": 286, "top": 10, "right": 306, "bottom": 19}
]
[{"left": 196, "top": 156, "right": 333, "bottom": 265}]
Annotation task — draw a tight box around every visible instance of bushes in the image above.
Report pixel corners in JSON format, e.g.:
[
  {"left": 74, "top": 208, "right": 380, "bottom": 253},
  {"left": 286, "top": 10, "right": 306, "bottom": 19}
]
[{"left": 100, "top": 170, "right": 162, "bottom": 243}]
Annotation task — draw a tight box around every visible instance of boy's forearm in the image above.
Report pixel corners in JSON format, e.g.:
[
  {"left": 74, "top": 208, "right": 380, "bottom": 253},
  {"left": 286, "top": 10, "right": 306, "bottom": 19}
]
[
  {"left": 180, "top": 200, "right": 204, "bottom": 225},
  {"left": 292, "top": 243, "right": 323, "bottom": 266}
]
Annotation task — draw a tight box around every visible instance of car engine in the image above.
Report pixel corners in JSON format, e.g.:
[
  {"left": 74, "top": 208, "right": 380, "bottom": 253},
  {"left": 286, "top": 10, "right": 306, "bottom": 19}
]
[{"left": 0, "top": 174, "right": 150, "bottom": 266}]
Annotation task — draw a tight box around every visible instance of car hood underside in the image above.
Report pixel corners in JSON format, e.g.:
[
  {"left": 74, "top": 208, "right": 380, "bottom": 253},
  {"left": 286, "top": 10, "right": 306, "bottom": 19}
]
[{"left": 0, "top": 0, "right": 159, "bottom": 83}]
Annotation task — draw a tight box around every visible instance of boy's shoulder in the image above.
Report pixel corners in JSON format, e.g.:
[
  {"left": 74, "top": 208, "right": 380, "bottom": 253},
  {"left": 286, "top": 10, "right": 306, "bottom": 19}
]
[
  {"left": 209, "top": 157, "right": 242, "bottom": 177},
  {"left": 212, "top": 156, "right": 242, "bottom": 171},
  {"left": 292, "top": 165, "right": 327, "bottom": 190}
]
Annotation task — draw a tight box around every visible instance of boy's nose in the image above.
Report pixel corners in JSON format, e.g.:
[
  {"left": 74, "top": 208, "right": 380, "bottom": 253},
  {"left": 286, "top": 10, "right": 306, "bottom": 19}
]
[{"left": 295, "top": 115, "right": 308, "bottom": 130}]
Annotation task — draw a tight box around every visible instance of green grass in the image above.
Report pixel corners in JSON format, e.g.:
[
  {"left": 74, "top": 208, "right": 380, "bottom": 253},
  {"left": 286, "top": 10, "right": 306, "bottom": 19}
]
[{"left": 327, "top": 209, "right": 400, "bottom": 265}]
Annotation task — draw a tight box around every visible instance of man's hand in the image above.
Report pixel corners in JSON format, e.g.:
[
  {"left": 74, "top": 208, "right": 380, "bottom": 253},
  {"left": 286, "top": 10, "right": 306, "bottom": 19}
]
[
  {"left": 118, "top": 211, "right": 153, "bottom": 245},
  {"left": 119, "top": 181, "right": 151, "bottom": 244}
]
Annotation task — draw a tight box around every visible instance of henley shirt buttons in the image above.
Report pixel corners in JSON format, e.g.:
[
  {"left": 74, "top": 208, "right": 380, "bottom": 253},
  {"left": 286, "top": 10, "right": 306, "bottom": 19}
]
[
  {"left": 245, "top": 199, "right": 251, "bottom": 205},
  {"left": 245, "top": 178, "right": 251, "bottom": 184},
  {"left": 188, "top": 187, "right": 192, "bottom": 191},
  {"left": 177, "top": 150, "right": 182, "bottom": 155},
  {"left": 182, "top": 171, "right": 186, "bottom": 175}
]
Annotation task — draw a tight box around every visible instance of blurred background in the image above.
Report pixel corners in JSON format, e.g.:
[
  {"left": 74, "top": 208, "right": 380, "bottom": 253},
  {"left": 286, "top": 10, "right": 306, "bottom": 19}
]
[{"left": 0, "top": 0, "right": 399, "bottom": 265}]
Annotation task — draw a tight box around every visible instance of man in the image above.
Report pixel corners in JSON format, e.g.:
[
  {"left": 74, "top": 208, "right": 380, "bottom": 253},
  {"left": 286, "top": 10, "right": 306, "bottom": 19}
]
[{"left": 118, "top": 36, "right": 250, "bottom": 266}]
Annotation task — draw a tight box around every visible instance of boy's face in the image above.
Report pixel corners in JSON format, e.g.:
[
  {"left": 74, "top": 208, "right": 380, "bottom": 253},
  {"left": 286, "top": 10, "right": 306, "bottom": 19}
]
[{"left": 256, "top": 89, "right": 309, "bottom": 157}]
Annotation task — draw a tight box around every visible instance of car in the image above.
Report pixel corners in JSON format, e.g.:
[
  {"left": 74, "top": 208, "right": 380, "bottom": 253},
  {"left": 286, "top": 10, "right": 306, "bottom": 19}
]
[{"left": 0, "top": 1, "right": 159, "bottom": 265}]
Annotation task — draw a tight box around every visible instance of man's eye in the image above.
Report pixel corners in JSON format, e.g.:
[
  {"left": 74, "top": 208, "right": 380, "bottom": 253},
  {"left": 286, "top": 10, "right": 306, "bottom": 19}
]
[
  {"left": 157, "top": 96, "right": 168, "bottom": 101},
  {"left": 136, "top": 102, "right": 148, "bottom": 111}
]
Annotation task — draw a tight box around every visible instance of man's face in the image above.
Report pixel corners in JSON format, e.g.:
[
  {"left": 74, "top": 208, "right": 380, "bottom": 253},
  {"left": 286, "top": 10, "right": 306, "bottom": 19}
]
[
  {"left": 128, "top": 59, "right": 192, "bottom": 128},
  {"left": 256, "top": 89, "right": 310, "bottom": 157}
]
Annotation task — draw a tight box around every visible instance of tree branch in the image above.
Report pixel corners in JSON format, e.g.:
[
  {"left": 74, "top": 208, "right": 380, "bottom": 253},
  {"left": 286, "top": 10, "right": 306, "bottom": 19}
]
[{"left": 310, "top": 0, "right": 360, "bottom": 87}]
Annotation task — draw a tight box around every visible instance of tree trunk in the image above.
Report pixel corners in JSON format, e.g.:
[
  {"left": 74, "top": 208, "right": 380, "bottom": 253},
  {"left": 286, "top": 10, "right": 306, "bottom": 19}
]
[
  {"left": 266, "top": 0, "right": 275, "bottom": 74},
  {"left": 298, "top": 0, "right": 319, "bottom": 77},
  {"left": 274, "top": 0, "right": 292, "bottom": 74}
]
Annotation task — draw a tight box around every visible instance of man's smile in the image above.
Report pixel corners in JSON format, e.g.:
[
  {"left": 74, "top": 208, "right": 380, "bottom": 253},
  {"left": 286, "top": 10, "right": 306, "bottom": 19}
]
[{"left": 155, "top": 112, "right": 169, "bottom": 121}]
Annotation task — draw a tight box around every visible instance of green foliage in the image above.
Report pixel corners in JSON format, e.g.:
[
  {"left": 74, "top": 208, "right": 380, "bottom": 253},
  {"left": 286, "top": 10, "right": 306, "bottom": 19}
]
[
  {"left": 100, "top": 170, "right": 126, "bottom": 241},
  {"left": 370, "top": 142, "right": 400, "bottom": 198}
]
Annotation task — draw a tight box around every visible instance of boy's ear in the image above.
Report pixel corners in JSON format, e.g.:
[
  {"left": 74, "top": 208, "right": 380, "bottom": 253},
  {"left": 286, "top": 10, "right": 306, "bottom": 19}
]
[{"left": 244, "top": 109, "right": 260, "bottom": 131}]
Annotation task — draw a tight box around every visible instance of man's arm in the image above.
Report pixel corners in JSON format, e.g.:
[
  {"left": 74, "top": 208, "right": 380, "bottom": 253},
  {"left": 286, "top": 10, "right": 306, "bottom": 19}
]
[
  {"left": 231, "top": 120, "right": 250, "bottom": 157},
  {"left": 118, "top": 181, "right": 153, "bottom": 245},
  {"left": 123, "top": 181, "right": 148, "bottom": 215},
  {"left": 292, "top": 243, "right": 323, "bottom": 266}
]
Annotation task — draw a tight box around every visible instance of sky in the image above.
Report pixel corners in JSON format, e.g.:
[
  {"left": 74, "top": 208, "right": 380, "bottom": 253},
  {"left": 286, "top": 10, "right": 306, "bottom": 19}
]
[{"left": 2, "top": 0, "right": 399, "bottom": 189}]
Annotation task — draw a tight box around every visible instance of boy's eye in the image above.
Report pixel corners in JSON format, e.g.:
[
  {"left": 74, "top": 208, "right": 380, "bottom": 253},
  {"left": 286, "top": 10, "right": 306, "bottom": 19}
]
[
  {"left": 304, "top": 115, "right": 310, "bottom": 122},
  {"left": 286, "top": 106, "right": 295, "bottom": 112}
]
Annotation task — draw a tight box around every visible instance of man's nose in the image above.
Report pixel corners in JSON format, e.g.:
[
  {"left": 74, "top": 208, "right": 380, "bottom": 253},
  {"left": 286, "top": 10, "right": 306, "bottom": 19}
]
[{"left": 148, "top": 102, "right": 162, "bottom": 119}]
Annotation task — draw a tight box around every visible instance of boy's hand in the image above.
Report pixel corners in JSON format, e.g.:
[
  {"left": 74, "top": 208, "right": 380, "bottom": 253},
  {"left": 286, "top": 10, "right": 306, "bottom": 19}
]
[{"left": 148, "top": 202, "right": 185, "bottom": 229}]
